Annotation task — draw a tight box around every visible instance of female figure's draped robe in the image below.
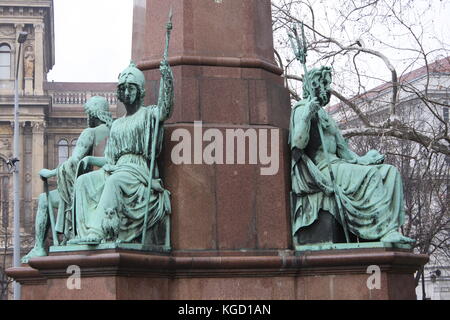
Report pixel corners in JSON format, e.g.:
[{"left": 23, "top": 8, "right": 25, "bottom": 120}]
[
  {"left": 72, "top": 106, "right": 171, "bottom": 243},
  {"left": 290, "top": 102, "right": 406, "bottom": 241},
  {"left": 54, "top": 125, "right": 109, "bottom": 239}
]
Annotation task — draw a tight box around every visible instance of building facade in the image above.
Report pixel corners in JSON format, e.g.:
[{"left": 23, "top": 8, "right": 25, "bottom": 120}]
[{"left": 0, "top": 0, "right": 118, "bottom": 299}]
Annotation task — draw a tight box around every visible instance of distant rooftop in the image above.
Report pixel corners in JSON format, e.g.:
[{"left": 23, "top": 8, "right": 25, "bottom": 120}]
[
  {"left": 44, "top": 82, "right": 117, "bottom": 92},
  {"left": 328, "top": 56, "right": 450, "bottom": 114}
]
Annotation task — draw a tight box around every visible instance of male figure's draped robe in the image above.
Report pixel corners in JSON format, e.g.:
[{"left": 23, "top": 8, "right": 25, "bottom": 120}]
[{"left": 290, "top": 102, "right": 406, "bottom": 241}]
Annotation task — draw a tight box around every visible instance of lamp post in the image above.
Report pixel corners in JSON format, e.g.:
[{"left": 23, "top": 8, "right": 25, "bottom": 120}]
[{"left": 12, "top": 30, "right": 27, "bottom": 301}]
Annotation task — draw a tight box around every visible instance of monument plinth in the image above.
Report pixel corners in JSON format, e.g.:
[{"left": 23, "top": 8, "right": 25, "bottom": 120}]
[{"left": 8, "top": 247, "right": 427, "bottom": 300}]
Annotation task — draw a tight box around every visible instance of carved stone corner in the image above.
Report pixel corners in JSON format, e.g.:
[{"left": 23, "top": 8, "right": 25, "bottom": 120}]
[
  {"left": 31, "top": 121, "right": 47, "bottom": 134},
  {"left": 33, "top": 23, "right": 45, "bottom": 33},
  {"left": 14, "top": 23, "right": 25, "bottom": 32}
]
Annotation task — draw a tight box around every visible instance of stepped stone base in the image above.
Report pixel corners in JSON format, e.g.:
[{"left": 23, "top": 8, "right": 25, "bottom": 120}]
[{"left": 7, "top": 247, "right": 427, "bottom": 300}]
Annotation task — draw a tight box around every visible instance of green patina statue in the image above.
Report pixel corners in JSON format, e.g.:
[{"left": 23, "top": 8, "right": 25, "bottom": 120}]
[
  {"left": 67, "top": 58, "right": 173, "bottom": 247},
  {"left": 289, "top": 23, "right": 414, "bottom": 247},
  {"left": 21, "top": 13, "right": 174, "bottom": 260},
  {"left": 65, "top": 15, "right": 174, "bottom": 248},
  {"left": 22, "top": 96, "right": 113, "bottom": 263}
]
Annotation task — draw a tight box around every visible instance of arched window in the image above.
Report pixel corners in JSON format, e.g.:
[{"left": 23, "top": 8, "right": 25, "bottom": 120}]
[
  {"left": 71, "top": 139, "right": 78, "bottom": 155},
  {"left": 0, "top": 43, "right": 11, "bottom": 80},
  {"left": 58, "top": 139, "right": 69, "bottom": 165}
]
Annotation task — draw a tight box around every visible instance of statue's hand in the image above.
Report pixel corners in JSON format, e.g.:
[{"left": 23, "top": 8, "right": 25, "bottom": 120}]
[
  {"left": 159, "top": 60, "right": 171, "bottom": 77},
  {"left": 78, "top": 156, "right": 92, "bottom": 173},
  {"left": 166, "top": 21, "right": 173, "bottom": 31},
  {"left": 358, "top": 150, "right": 385, "bottom": 165},
  {"left": 307, "top": 97, "right": 321, "bottom": 117},
  {"left": 151, "top": 179, "right": 164, "bottom": 193},
  {"left": 39, "top": 168, "right": 55, "bottom": 180}
]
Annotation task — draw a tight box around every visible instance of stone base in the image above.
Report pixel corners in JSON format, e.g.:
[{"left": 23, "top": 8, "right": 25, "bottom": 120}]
[{"left": 7, "top": 248, "right": 427, "bottom": 300}]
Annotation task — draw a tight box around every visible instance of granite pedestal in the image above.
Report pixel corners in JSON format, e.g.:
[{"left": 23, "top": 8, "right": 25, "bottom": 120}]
[{"left": 8, "top": 247, "right": 427, "bottom": 300}]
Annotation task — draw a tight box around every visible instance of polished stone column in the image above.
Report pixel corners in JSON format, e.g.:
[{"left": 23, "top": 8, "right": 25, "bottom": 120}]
[
  {"left": 30, "top": 121, "right": 45, "bottom": 200},
  {"left": 131, "top": 0, "right": 147, "bottom": 63},
  {"left": 33, "top": 23, "right": 44, "bottom": 95}
]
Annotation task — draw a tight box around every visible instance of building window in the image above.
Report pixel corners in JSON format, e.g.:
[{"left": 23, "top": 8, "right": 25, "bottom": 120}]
[
  {"left": 0, "top": 43, "right": 11, "bottom": 80},
  {"left": 57, "top": 139, "right": 69, "bottom": 164},
  {"left": 71, "top": 139, "right": 78, "bottom": 155},
  {"left": 0, "top": 158, "right": 10, "bottom": 228}
]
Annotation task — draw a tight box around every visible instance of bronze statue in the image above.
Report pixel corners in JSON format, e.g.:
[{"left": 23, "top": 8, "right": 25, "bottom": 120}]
[
  {"left": 288, "top": 23, "right": 414, "bottom": 247},
  {"left": 22, "top": 96, "right": 112, "bottom": 263}
]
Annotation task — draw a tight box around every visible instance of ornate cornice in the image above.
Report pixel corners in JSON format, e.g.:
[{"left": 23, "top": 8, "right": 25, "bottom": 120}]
[{"left": 0, "top": 3, "right": 49, "bottom": 18}]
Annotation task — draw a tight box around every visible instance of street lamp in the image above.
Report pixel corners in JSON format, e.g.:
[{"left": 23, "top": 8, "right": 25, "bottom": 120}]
[{"left": 12, "top": 30, "right": 27, "bottom": 300}]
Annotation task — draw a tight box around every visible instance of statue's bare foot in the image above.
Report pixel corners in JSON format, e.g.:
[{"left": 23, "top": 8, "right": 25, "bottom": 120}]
[
  {"left": 21, "top": 246, "right": 47, "bottom": 264},
  {"left": 67, "top": 237, "right": 81, "bottom": 245},
  {"left": 67, "top": 234, "right": 102, "bottom": 245},
  {"left": 381, "top": 231, "right": 415, "bottom": 244},
  {"left": 77, "top": 234, "right": 102, "bottom": 245}
]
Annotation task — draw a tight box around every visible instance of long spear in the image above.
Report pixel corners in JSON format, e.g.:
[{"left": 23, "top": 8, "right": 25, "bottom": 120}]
[
  {"left": 289, "top": 22, "right": 350, "bottom": 243},
  {"left": 141, "top": 8, "right": 172, "bottom": 246}
]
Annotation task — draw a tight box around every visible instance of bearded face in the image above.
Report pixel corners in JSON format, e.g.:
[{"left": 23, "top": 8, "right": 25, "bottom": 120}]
[
  {"left": 311, "top": 72, "right": 332, "bottom": 106},
  {"left": 302, "top": 67, "right": 332, "bottom": 106}
]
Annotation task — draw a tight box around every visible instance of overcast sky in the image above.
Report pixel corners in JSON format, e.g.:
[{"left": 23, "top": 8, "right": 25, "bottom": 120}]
[
  {"left": 46, "top": 0, "right": 449, "bottom": 86},
  {"left": 47, "top": 0, "right": 134, "bottom": 83}
]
